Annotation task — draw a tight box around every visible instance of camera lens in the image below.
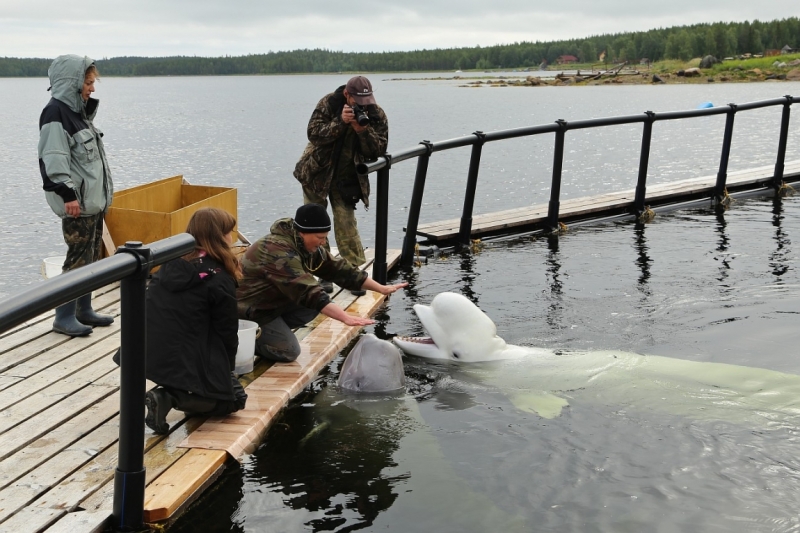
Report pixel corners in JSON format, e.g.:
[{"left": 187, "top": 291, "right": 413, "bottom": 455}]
[{"left": 352, "top": 104, "right": 370, "bottom": 126}]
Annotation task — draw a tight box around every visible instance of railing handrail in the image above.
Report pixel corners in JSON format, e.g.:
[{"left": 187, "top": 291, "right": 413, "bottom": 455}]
[
  {"left": 357, "top": 94, "right": 798, "bottom": 282},
  {"left": 0, "top": 233, "right": 196, "bottom": 334},
  {"left": 357, "top": 95, "right": 800, "bottom": 175}
]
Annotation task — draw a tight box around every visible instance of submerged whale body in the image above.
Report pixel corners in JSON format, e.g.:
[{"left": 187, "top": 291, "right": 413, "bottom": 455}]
[
  {"left": 338, "top": 334, "right": 406, "bottom": 393},
  {"left": 394, "top": 292, "right": 800, "bottom": 422}
]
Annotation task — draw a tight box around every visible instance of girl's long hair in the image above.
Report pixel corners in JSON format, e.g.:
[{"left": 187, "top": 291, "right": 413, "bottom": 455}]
[{"left": 184, "top": 207, "right": 241, "bottom": 279}]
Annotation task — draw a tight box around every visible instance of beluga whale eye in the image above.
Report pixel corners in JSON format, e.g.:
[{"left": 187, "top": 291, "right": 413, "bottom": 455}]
[{"left": 452, "top": 351, "right": 460, "bottom": 359}]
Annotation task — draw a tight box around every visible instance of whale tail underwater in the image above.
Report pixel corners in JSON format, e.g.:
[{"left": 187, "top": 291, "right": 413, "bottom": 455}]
[{"left": 392, "top": 292, "right": 800, "bottom": 423}]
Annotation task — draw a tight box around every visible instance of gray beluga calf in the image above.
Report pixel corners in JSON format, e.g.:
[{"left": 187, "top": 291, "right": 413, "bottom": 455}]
[
  {"left": 394, "top": 292, "right": 800, "bottom": 424},
  {"left": 337, "top": 333, "right": 406, "bottom": 393}
]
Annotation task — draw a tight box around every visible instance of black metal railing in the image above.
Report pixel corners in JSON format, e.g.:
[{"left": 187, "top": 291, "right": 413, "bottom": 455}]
[
  {"left": 358, "top": 95, "right": 798, "bottom": 283},
  {"left": 0, "top": 234, "right": 195, "bottom": 531}
]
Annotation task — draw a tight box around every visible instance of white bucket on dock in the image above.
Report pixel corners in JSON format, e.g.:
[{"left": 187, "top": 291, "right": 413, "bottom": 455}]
[
  {"left": 42, "top": 256, "right": 66, "bottom": 279},
  {"left": 235, "top": 319, "right": 260, "bottom": 375}
]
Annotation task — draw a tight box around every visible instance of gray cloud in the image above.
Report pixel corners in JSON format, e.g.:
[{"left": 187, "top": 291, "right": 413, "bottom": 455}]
[{"left": 0, "top": 0, "right": 797, "bottom": 57}]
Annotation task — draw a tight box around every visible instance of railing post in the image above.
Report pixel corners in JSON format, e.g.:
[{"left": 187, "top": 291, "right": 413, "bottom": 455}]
[
  {"left": 772, "top": 95, "right": 793, "bottom": 190},
  {"left": 546, "top": 119, "right": 568, "bottom": 231},
  {"left": 113, "top": 241, "right": 152, "bottom": 532},
  {"left": 457, "top": 131, "right": 486, "bottom": 247},
  {"left": 373, "top": 156, "right": 391, "bottom": 284},
  {"left": 713, "top": 103, "right": 737, "bottom": 207},
  {"left": 634, "top": 111, "right": 655, "bottom": 217},
  {"left": 401, "top": 141, "right": 433, "bottom": 267}
]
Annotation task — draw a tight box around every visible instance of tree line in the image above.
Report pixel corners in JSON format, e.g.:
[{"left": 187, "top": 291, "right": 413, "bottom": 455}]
[{"left": 1, "top": 17, "right": 798, "bottom": 77}]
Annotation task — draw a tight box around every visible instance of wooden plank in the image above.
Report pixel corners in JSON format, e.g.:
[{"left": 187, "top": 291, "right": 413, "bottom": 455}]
[
  {"left": 0, "top": 333, "right": 119, "bottom": 411},
  {"left": 0, "top": 383, "right": 115, "bottom": 460},
  {"left": 142, "top": 449, "right": 228, "bottom": 523},
  {"left": 0, "top": 357, "right": 119, "bottom": 435},
  {"left": 0, "top": 420, "right": 120, "bottom": 524},
  {"left": 416, "top": 160, "right": 800, "bottom": 241},
  {"left": 0, "top": 291, "right": 120, "bottom": 373},
  {"left": 0, "top": 393, "right": 120, "bottom": 491},
  {"left": 77, "top": 396, "right": 216, "bottom": 516},
  {"left": 0, "top": 441, "right": 120, "bottom": 532},
  {"left": 39, "top": 510, "right": 109, "bottom": 533},
  {"left": 0, "top": 395, "right": 204, "bottom": 531}
]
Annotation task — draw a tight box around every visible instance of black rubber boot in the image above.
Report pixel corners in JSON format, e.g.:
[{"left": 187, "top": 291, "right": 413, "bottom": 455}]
[
  {"left": 320, "top": 280, "right": 334, "bottom": 293},
  {"left": 53, "top": 300, "right": 93, "bottom": 337},
  {"left": 350, "top": 289, "right": 366, "bottom": 296},
  {"left": 145, "top": 388, "right": 174, "bottom": 435},
  {"left": 76, "top": 293, "right": 114, "bottom": 327}
]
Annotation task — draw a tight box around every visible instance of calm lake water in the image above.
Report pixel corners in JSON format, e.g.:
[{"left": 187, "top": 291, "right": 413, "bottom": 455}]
[
  {"left": 0, "top": 75, "right": 798, "bottom": 295},
  {"left": 1, "top": 74, "right": 800, "bottom": 531}
]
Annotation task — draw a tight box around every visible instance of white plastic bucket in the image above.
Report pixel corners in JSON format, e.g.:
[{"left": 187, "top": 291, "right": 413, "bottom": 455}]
[
  {"left": 42, "top": 256, "right": 66, "bottom": 279},
  {"left": 235, "top": 319, "right": 260, "bottom": 375}
]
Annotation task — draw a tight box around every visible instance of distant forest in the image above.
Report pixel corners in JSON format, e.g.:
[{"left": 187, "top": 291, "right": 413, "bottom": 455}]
[{"left": 2, "top": 17, "right": 798, "bottom": 77}]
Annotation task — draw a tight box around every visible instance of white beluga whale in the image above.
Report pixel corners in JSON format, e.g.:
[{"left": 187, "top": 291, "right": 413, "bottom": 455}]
[
  {"left": 393, "top": 292, "right": 548, "bottom": 361},
  {"left": 394, "top": 292, "right": 800, "bottom": 423},
  {"left": 337, "top": 334, "right": 406, "bottom": 393}
]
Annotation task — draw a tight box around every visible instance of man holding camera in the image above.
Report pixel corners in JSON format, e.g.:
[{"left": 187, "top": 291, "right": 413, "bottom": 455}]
[{"left": 293, "top": 75, "right": 388, "bottom": 295}]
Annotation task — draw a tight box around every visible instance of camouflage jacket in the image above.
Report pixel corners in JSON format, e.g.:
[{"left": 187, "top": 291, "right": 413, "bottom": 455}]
[
  {"left": 236, "top": 218, "right": 369, "bottom": 323},
  {"left": 292, "top": 85, "right": 389, "bottom": 208}
]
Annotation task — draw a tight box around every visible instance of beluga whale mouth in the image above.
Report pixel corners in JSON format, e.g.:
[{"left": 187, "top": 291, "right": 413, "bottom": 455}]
[{"left": 393, "top": 292, "right": 547, "bottom": 362}]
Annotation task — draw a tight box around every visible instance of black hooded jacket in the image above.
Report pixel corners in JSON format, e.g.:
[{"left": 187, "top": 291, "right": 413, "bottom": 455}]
[{"left": 145, "top": 255, "right": 238, "bottom": 401}]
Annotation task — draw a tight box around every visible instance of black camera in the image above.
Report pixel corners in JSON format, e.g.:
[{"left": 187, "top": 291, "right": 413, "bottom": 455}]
[{"left": 351, "top": 104, "right": 370, "bottom": 127}]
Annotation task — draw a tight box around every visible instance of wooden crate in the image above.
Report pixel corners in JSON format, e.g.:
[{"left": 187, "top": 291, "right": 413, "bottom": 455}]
[{"left": 105, "top": 175, "right": 237, "bottom": 249}]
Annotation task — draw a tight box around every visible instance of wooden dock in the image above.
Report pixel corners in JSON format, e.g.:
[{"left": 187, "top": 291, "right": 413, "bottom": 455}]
[
  {"left": 415, "top": 160, "right": 800, "bottom": 243},
  {"left": 0, "top": 250, "right": 400, "bottom": 532}
]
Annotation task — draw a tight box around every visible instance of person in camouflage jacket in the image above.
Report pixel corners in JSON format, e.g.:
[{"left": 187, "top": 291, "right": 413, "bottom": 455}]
[
  {"left": 237, "top": 204, "right": 406, "bottom": 362},
  {"left": 293, "top": 76, "right": 388, "bottom": 271}
]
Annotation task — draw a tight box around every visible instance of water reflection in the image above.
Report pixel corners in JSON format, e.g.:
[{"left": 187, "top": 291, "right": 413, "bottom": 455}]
[
  {"left": 771, "top": 195, "right": 791, "bottom": 279},
  {"left": 633, "top": 222, "right": 652, "bottom": 293},
  {"left": 544, "top": 234, "right": 564, "bottom": 330},
  {"left": 457, "top": 250, "right": 478, "bottom": 303},
  {"left": 715, "top": 211, "right": 733, "bottom": 287},
  {"left": 243, "top": 390, "right": 410, "bottom": 532}
]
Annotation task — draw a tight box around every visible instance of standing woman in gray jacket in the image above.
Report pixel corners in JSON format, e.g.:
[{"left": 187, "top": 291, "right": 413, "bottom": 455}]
[{"left": 38, "top": 55, "right": 114, "bottom": 336}]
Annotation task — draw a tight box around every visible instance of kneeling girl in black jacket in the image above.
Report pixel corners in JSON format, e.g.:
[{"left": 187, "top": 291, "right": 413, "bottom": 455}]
[{"left": 144, "top": 207, "right": 247, "bottom": 434}]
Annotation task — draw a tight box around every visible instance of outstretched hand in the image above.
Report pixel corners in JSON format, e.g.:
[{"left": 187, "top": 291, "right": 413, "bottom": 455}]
[
  {"left": 379, "top": 282, "right": 409, "bottom": 296},
  {"left": 342, "top": 315, "right": 376, "bottom": 327}
]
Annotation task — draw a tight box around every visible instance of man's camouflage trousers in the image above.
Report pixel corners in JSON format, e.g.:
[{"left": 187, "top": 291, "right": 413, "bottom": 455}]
[
  {"left": 61, "top": 213, "right": 105, "bottom": 272},
  {"left": 302, "top": 184, "right": 366, "bottom": 268}
]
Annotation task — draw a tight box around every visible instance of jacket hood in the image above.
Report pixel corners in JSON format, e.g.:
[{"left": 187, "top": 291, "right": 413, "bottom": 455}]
[
  {"left": 48, "top": 54, "right": 95, "bottom": 114},
  {"left": 157, "top": 256, "right": 217, "bottom": 293},
  {"left": 270, "top": 218, "right": 300, "bottom": 241}
]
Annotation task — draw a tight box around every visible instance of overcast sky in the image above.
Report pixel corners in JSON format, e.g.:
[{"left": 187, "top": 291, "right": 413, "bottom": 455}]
[{"left": 1, "top": 0, "right": 797, "bottom": 58}]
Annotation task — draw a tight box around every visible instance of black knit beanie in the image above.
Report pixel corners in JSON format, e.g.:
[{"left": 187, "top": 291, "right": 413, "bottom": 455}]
[{"left": 293, "top": 204, "right": 332, "bottom": 232}]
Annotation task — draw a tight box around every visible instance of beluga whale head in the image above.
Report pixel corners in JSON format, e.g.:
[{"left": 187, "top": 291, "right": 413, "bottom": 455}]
[
  {"left": 337, "top": 334, "right": 406, "bottom": 393},
  {"left": 393, "top": 292, "right": 544, "bottom": 362}
]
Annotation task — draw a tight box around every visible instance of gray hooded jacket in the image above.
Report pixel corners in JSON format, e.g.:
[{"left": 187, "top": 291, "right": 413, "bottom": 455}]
[{"left": 38, "top": 55, "right": 113, "bottom": 218}]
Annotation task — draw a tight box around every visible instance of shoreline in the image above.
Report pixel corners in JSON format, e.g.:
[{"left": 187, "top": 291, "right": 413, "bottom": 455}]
[{"left": 388, "top": 69, "right": 800, "bottom": 87}]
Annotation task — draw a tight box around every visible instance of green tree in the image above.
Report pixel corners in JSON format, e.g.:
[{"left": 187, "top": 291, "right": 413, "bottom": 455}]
[{"left": 579, "top": 40, "right": 597, "bottom": 63}]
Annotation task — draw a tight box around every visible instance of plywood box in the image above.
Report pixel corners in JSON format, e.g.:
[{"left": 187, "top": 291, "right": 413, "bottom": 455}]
[{"left": 105, "top": 175, "right": 237, "bottom": 250}]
